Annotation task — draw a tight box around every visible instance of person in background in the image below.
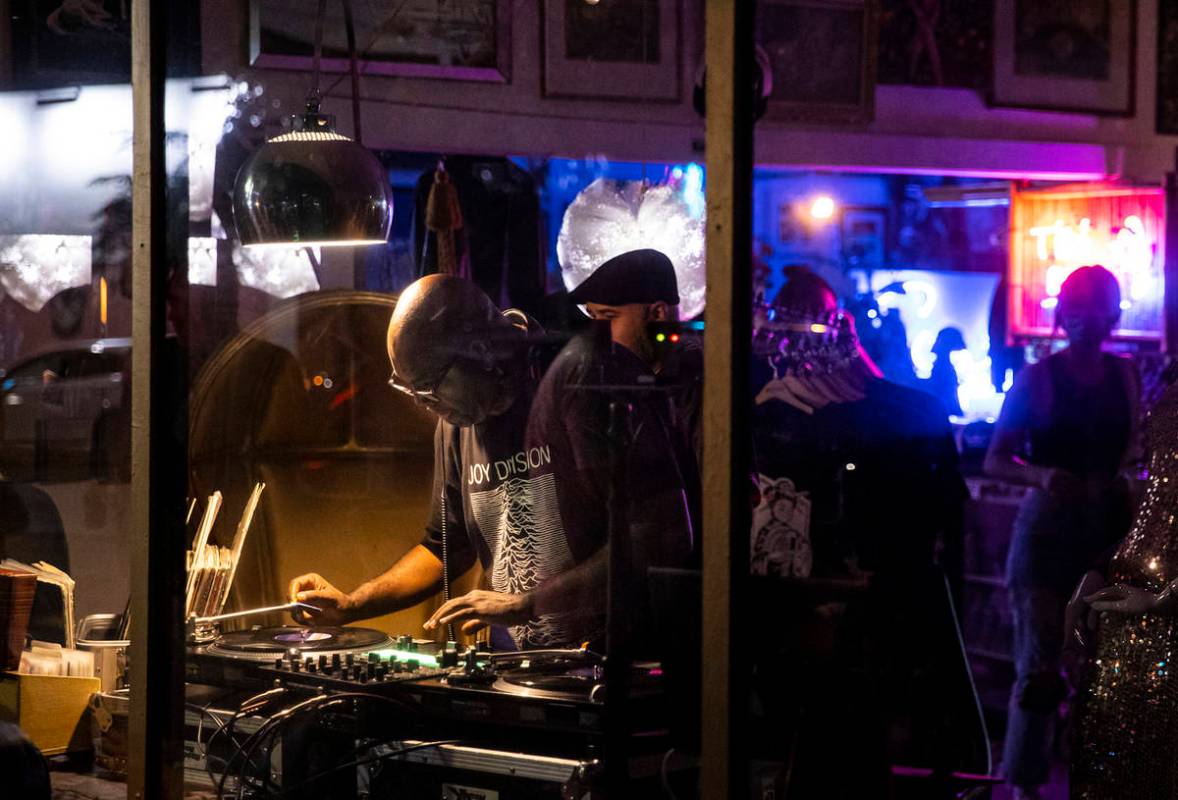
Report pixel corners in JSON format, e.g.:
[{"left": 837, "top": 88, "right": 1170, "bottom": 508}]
[
  {"left": 0, "top": 722, "right": 50, "bottom": 800},
  {"left": 927, "top": 326, "right": 967, "bottom": 417},
  {"left": 984, "top": 265, "right": 1139, "bottom": 800}
]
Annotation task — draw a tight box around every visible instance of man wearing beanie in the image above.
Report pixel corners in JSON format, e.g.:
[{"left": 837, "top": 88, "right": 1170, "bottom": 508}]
[{"left": 523, "top": 249, "right": 701, "bottom": 649}]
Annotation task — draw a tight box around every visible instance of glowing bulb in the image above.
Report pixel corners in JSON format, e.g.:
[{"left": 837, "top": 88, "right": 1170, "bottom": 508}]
[
  {"left": 656, "top": 333, "right": 666, "bottom": 342},
  {"left": 809, "top": 196, "right": 835, "bottom": 221}
]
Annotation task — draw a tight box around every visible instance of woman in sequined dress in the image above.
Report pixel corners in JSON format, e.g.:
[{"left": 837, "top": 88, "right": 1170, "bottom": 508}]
[
  {"left": 985, "top": 267, "right": 1139, "bottom": 800},
  {"left": 1071, "top": 380, "right": 1178, "bottom": 799}
]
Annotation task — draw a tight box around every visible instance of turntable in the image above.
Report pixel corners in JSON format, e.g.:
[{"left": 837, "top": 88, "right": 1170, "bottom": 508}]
[{"left": 204, "top": 625, "right": 395, "bottom": 661}]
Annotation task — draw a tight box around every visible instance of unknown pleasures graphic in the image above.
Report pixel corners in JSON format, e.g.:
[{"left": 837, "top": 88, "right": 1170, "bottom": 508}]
[{"left": 469, "top": 473, "right": 579, "bottom": 647}]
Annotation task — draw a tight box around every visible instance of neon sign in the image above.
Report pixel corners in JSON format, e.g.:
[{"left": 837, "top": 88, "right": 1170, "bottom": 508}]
[{"left": 1028, "top": 214, "right": 1158, "bottom": 311}]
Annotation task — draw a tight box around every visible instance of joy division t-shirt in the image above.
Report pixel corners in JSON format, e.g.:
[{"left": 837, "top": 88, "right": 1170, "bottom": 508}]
[{"left": 419, "top": 388, "right": 589, "bottom": 649}]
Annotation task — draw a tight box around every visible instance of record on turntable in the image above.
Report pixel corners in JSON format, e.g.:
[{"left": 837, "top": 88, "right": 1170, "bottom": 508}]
[{"left": 205, "top": 625, "right": 395, "bottom": 660}]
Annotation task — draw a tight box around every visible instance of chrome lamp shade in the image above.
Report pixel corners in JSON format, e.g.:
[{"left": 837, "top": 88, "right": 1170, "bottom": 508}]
[{"left": 233, "top": 127, "right": 393, "bottom": 249}]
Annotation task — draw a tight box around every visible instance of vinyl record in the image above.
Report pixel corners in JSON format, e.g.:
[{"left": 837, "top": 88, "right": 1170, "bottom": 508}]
[{"left": 208, "top": 625, "right": 393, "bottom": 657}]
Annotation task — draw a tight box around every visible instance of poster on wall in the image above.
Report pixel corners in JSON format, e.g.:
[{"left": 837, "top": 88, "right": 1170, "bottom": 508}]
[
  {"left": 251, "top": 0, "right": 510, "bottom": 83},
  {"left": 542, "top": 0, "right": 679, "bottom": 100},
  {"left": 1008, "top": 185, "right": 1164, "bottom": 341},
  {"left": 756, "top": 0, "right": 879, "bottom": 124},
  {"left": 991, "top": 0, "right": 1135, "bottom": 115}
]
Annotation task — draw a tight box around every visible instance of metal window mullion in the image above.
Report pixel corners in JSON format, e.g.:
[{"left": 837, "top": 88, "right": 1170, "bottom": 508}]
[
  {"left": 129, "top": 0, "right": 186, "bottom": 798},
  {"left": 701, "top": 1, "right": 755, "bottom": 797}
]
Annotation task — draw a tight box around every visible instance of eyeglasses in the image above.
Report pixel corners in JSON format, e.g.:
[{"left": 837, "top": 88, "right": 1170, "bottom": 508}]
[{"left": 388, "top": 364, "right": 449, "bottom": 406}]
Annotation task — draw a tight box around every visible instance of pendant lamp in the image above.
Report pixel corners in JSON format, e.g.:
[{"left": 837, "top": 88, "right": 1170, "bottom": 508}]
[{"left": 232, "top": 0, "right": 391, "bottom": 250}]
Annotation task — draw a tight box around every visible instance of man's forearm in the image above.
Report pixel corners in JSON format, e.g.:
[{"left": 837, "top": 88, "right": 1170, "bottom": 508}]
[{"left": 345, "top": 545, "right": 447, "bottom": 621}]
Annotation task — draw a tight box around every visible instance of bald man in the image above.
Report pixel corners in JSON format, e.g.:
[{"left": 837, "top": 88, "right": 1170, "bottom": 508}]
[{"left": 288, "top": 275, "right": 597, "bottom": 650}]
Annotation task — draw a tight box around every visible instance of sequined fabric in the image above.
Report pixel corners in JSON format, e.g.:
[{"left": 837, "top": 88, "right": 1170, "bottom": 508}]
[{"left": 1074, "top": 384, "right": 1178, "bottom": 799}]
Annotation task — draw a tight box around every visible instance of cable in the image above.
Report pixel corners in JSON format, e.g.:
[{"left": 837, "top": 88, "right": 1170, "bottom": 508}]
[
  {"left": 211, "top": 687, "right": 290, "bottom": 800},
  {"left": 260, "top": 739, "right": 465, "bottom": 798},
  {"left": 228, "top": 691, "right": 419, "bottom": 799},
  {"left": 660, "top": 747, "right": 680, "bottom": 800}
]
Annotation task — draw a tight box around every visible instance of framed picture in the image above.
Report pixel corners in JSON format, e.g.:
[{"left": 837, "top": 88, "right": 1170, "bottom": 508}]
[
  {"left": 6, "top": 0, "right": 200, "bottom": 89},
  {"left": 876, "top": 0, "right": 992, "bottom": 89},
  {"left": 251, "top": 0, "right": 510, "bottom": 83},
  {"left": 542, "top": 0, "right": 680, "bottom": 101},
  {"left": 1158, "top": 0, "right": 1178, "bottom": 133},
  {"left": 991, "top": 0, "right": 1135, "bottom": 115},
  {"left": 840, "top": 206, "right": 887, "bottom": 272},
  {"left": 757, "top": 0, "right": 880, "bottom": 124}
]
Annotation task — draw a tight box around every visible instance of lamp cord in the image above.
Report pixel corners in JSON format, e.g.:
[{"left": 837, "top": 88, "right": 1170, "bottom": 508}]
[
  {"left": 311, "top": 0, "right": 326, "bottom": 105},
  {"left": 341, "top": 0, "right": 362, "bottom": 144}
]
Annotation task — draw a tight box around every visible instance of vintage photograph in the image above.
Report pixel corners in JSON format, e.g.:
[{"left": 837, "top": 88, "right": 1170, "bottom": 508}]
[
  {"left": 542, "top": 0, "right": 679, "bottom": 100},
  {"left": 991, "top": 0, "right": 1134, "bottom": 114},
  {"left": 562, "top": 0, "right": 660, "bottom": 64},
  {"left": 252, "top": 0, "right": 509, "bottom": 82},
  {"left": 1014, "top": 0, "right": 1111, "bottom": 80},
  {"left": 757, "top": 0, "right": 879, "bottom": 123}
]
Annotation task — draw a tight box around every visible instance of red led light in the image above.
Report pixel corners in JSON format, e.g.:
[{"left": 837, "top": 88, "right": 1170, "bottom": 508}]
[{"left": 670, "top": 334, "right": 680, "bottom": 343}]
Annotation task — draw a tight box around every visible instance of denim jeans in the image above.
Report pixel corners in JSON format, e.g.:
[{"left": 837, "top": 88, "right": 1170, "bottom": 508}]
[{"left": 1003, "top": 488, "right": 1126, "bottom": 789}]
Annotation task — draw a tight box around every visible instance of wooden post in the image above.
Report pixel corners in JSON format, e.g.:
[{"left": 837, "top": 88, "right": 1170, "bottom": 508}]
[
  {"left": 128, "top": 0, "right": 186, "bottom": 797},
  {"left": 1164, "top": 149, "right": 1178, "bottom": 353},
  {"left": 702, "top": 1, "right": 755, "bottom": 797}
]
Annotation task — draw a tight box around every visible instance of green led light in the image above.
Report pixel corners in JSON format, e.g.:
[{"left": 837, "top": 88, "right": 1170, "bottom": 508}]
[
  {"left": 368, "top": 649, "right": 439, "bottom": 668},
  {"left": 656, "top": 333, "right": 666, "bottom": 342}
]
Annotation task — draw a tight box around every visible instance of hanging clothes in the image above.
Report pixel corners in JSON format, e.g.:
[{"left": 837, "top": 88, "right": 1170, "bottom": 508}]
[{"left": 413, "top": 156, "right": 545, "bottom": 316}]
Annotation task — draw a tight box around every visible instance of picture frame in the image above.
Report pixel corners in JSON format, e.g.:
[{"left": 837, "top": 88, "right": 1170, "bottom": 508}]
[
  {"left": 757, "top": 0, "right": 880, "bottom": 125},
  {"left": 6, "top": 0, "right": 200, "bottom": 90},
  {"left": 991, "top": 0, "right": 1135, "bottom": 116},
  {"left": 541, "top": 0, "right": 680, "bottom": 101},
  {"left": 840, "top": 206, "right": 888, "bottom": 272},
  {"left": 250, "top": 0, "right": 511, "bottom": 84}
]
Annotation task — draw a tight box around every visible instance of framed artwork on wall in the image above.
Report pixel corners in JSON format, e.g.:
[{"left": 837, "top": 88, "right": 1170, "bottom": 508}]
[
  {"left": 6, "top": 0, "right": 200, "bottom": 89},
  {"left": 840, "top": 206, "right": 888, "bottom": 273},
  {"left": 251, "top": 0, "right": 511, "bottom": 83},
  {"left": 757, "top": 0, "right": 880, "bottom": 124},
  {"left": 541, "top": 0, "right": 680, "bottom": 101},
  {"left": 991, "top": 0, "right": 1135, "bottom": 115},
  {"left": 876, "top": 0, "right": 993, "bottom": 89}
]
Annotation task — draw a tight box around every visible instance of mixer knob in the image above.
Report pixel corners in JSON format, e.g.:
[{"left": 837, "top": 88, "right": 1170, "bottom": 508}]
[
  {"left": 351, "top": 664, "right": 362, "bottom": 681},
  {"left": 406, "top": 659, "right": 419, "bottom": 672},
  {"left": 318, "top": 655, "right": 328, "bottom": 670},
  {"left": 290, "top": 658, "right": 301, "bottom": 672},
  {"left": 345, "top": 653, "right": 355, "bottom": 667},
  {"left": 441, "top": 641, "right": 459, "bottom": 668},
  {"left": 331, "top": 653, "right": 341, "bottom": 669},
  {"left": 375, "top": 665, "right": 387, "bottom": 681},
  {"left": 274, "top": 657, "right": 284, "bottom": 670},
  {"left": 368, "top": 652, "right": 379, "bottom": 664}
]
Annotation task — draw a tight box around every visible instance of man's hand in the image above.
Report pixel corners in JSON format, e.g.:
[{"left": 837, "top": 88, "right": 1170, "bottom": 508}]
[
  {"left": 423, "top": 590, "right": 532, "bottom": 636},
  {"left": 288, "top": 573, "right": 354, "bottom": 627},
  {"left": 1085, "top": 584, "right": 1162, "bottom": 615}
]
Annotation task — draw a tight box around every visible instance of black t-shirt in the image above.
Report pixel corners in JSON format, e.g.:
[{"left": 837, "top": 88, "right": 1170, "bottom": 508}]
[
  {"left": 524, "top": 334, "right": 699, "bottom": 638},
  {"left": 419, "top": 386, "right": 591, "bottom": 649},
  {"left": 751, "top": 379, "right": 965, "bottom": 579}
]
